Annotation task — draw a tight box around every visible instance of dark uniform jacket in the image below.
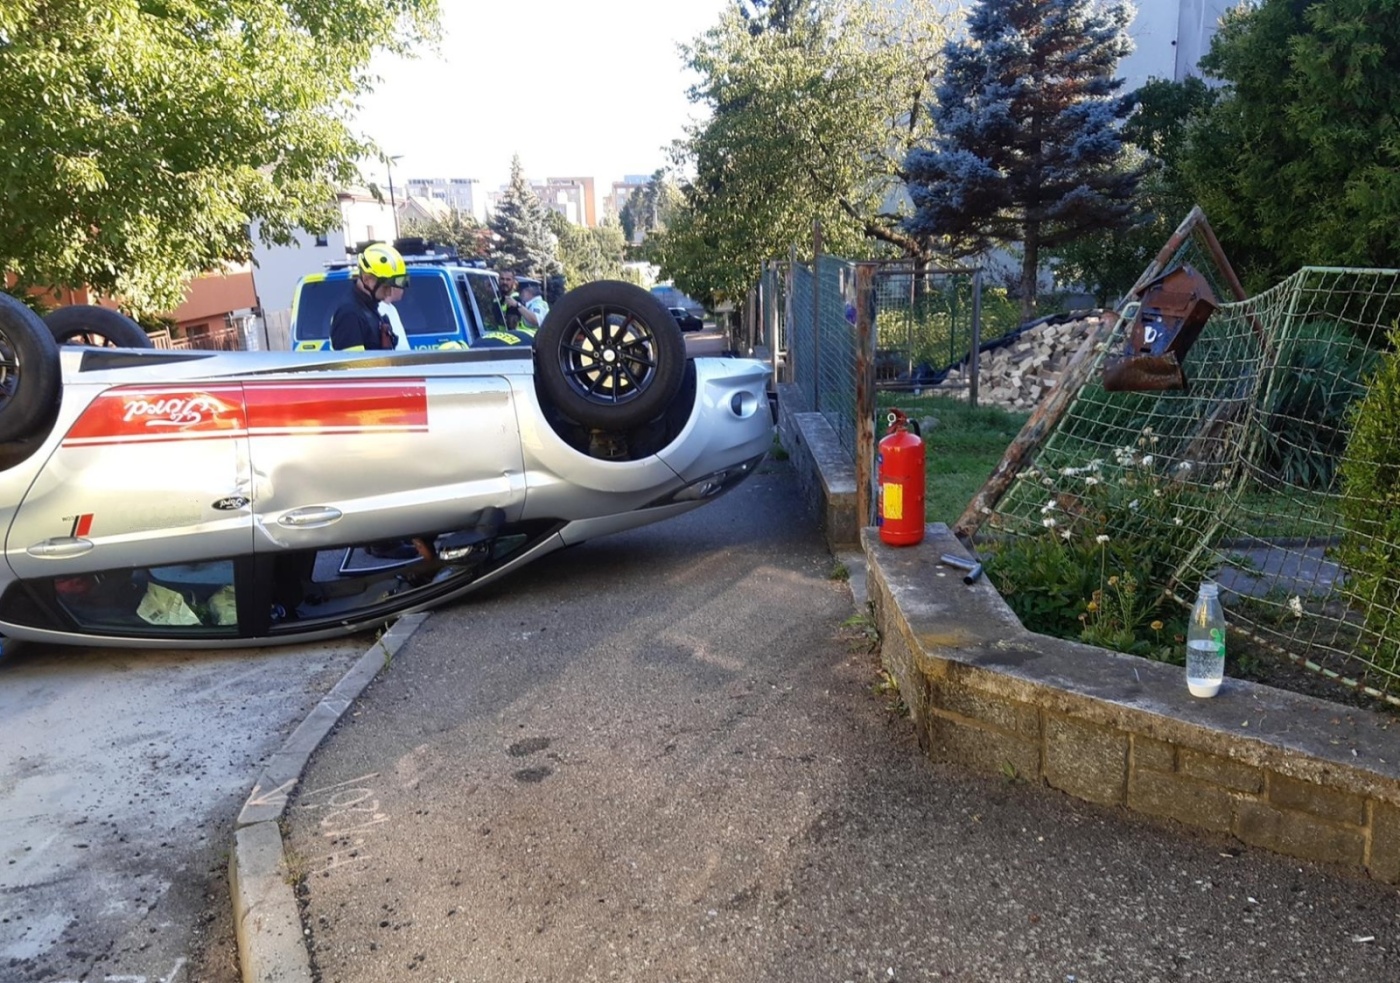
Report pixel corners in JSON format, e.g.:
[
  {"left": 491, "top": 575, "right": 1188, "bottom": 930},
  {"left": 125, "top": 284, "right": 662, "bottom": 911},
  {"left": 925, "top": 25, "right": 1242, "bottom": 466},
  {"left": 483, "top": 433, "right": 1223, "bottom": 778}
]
[{"left": 330, "top": 284, "right": 395, "bottom": 351}]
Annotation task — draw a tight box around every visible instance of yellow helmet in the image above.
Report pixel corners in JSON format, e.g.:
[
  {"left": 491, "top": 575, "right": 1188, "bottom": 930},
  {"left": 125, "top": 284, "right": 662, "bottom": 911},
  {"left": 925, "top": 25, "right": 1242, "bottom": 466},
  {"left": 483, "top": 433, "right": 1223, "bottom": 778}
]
[{"left": 358, "top": 242, "right": 408, "bottom": 286}]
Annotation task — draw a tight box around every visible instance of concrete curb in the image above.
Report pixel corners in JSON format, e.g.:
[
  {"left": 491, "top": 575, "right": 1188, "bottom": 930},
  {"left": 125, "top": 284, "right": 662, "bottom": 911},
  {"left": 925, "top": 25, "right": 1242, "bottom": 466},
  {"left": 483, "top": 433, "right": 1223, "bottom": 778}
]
[{"left": 230, "top": 614, "right": 429, "bottom": 983}]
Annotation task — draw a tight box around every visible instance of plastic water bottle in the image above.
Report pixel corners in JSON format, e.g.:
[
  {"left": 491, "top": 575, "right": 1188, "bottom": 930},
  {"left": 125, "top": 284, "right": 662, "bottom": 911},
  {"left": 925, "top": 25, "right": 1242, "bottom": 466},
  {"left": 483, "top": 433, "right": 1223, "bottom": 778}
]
[{"left": 1186, "top": 582, "right": 1226, "bottom": 697}]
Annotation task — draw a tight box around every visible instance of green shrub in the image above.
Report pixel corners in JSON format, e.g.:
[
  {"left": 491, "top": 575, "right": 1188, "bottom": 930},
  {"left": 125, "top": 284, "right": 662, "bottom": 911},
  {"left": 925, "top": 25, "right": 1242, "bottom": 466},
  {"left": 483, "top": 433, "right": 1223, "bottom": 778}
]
[
  {"left": 1260, "top": 320, "right": 1378, "bottom": 490},
  {"left": 1337, "top": 329, "right": 1400, "bottom": 675}
]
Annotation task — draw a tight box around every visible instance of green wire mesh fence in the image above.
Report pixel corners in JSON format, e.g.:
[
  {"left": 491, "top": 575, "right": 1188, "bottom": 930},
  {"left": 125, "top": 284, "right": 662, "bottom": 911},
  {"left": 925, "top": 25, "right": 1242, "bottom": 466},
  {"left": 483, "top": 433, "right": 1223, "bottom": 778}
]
[
  {"left": 977, "top": 264, "right": 1400, "bottom": 704},
  {"left": 765, "top": 256, "right": 991, "bottom": 459}
]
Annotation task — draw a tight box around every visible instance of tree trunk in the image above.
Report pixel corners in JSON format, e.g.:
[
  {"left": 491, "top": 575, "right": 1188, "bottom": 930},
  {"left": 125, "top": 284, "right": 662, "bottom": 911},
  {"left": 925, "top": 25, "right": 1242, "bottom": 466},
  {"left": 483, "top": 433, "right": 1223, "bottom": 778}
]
[{"left": 1019, "top": 229, "right": 1040, "bottom": 323}]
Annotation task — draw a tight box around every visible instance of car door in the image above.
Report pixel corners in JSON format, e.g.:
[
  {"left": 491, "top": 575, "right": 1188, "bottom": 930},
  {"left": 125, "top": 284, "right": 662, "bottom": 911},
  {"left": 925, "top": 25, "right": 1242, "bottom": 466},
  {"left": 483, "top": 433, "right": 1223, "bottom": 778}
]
[
  {"left": 245, "top": 373, "right": 527, "bottom": 553},
  {"left": 1, "top": 381, "right": 254, "bottom": 636},
  {"left": 5, "top": 381, "right": 254, "bottom": 581}
]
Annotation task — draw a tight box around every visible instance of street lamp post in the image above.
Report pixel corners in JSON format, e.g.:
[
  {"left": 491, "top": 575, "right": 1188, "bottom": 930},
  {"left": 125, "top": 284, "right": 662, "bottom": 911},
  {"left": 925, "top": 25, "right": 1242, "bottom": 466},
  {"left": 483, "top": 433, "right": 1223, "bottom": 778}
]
[{"left": 385, "top": 154, "right": 403, "bottom": 241}]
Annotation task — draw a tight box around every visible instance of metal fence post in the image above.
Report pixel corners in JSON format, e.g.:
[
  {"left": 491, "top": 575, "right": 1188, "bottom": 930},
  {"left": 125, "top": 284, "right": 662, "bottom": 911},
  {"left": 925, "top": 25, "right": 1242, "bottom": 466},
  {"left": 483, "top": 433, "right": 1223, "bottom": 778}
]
[
  {"left": 785, "top": 247, "right": 797, "bottom": 390},
  {"left": 812, "top": 221, "right": 823, "bottom": 413},
  {"left": 855, "top": 263, "right": 877, "bottom": 529},
  {"left": 969, "top": 268, "right": 983, "bottom": 409}
]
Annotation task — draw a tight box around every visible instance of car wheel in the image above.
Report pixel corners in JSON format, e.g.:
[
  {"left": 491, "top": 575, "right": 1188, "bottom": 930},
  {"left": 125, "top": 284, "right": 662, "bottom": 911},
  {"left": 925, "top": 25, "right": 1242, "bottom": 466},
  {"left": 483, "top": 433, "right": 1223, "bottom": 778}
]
[
  {"left": 43, "top": 305, "right": 153, "bottom": 348},
  {"left": 535, "top": 280, "right": 686, "bottom": 430},
  {"left": 0, "top": 293, "right": 62, "bottom": 443}
]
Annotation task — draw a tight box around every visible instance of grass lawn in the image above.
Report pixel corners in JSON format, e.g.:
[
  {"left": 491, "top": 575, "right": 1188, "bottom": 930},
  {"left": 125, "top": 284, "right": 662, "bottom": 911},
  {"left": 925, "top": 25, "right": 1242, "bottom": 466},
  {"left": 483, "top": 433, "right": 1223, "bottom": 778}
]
[{"left": 876, "top": 392, "right": 1029, "bottom": 525}]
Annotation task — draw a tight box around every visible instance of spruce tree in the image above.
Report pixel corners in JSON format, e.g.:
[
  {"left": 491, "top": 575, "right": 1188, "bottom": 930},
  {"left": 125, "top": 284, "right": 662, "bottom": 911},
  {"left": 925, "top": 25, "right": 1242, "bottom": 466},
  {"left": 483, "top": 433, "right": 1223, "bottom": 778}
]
[
  {"left": 489, "top": 155, "right": 561, "bottom": 277},
  {"left": 904, "top": 0, "right": 1139, "bottom": 320}
]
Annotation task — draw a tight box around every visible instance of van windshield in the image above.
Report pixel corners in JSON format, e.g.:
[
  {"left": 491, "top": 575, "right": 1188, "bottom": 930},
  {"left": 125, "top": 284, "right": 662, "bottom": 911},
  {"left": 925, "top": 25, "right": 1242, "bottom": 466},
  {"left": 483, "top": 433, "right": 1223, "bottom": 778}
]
[{"left": 295, "top": 274, "right": 457, "bottom": 341}]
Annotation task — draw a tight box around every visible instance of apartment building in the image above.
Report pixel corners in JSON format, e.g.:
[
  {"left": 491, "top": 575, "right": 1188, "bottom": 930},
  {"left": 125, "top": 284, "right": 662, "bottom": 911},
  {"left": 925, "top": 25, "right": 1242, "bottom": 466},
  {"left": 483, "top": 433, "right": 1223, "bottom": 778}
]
[
  {"left": 535, "top": 176, "right": 598, "bottom": 227},
  {"left": 603, "top": 174, "right": 654, "bottom": 230},
  {"left": 403, "top": 177, "right": 486, "bottom": 223}
]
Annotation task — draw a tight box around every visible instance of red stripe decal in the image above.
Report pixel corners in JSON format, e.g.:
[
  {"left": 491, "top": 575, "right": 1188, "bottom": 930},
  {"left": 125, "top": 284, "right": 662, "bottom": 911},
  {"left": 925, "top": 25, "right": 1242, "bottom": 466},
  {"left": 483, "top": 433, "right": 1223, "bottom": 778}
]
[
  {"left": 74, "top": 514, "right": 94, "bottom": 537},
  {"left": 63, "top": 385, "right": 247, "bottom": 445},
  {"left": 61, "top": 380, "right": 429, "bottom": 446},
  {"left": 244, "top": 381, "right": 428, "bottom": 432}
]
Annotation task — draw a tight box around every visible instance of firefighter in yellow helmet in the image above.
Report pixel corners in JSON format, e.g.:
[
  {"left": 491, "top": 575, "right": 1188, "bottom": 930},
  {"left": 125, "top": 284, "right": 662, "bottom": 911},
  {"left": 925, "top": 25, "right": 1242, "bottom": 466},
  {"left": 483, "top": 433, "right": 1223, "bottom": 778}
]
[{"left": 330, "top": 242, "right": 408, "bottom": 351}]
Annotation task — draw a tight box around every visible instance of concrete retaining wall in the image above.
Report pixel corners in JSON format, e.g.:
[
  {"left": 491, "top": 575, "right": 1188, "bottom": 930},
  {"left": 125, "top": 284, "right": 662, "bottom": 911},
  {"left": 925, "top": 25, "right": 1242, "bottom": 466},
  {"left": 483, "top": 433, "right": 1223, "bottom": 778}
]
[
  {"left": 865, "top": 523, "right": 1400, "bottom": 882},
  {"left": 774, "top": 382, "right": 860, "bottom": 550}
]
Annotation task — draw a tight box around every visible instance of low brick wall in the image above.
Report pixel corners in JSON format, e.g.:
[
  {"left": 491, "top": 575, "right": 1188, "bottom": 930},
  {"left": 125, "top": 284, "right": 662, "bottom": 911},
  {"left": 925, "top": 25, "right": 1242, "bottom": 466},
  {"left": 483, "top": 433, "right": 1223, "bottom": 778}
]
[{"left": 865, "top": 523, "right": 1400, "bottom": 882}]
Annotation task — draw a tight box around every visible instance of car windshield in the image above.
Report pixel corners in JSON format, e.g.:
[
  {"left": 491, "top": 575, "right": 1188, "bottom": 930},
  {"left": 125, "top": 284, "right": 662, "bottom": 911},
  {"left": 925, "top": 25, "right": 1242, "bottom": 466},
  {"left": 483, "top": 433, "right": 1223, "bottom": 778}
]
[{"left": 295, "top": 273, "right": 456, "bottom": 340}]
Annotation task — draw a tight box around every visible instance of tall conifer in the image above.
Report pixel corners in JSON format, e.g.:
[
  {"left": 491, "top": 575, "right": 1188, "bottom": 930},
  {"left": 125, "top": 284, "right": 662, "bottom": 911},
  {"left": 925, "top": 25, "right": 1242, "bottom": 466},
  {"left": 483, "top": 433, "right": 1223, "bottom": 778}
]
[{"left": 905, "top": 0, "right": 1139, "bottom": 319}]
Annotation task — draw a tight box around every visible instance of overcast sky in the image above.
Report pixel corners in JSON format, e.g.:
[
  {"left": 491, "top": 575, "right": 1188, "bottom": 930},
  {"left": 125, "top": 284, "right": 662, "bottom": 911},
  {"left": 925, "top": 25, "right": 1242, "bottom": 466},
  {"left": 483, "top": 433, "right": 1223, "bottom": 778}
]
[{"left": 353, "top": 0, "right": 733, "bottom": 193}]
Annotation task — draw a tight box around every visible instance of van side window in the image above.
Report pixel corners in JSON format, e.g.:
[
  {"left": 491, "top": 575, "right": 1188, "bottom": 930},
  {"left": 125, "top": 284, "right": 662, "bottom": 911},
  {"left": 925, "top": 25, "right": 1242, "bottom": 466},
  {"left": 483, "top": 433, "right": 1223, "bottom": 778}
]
[{"left": 463, "top": 274, "right": 508, "bottom": 333}]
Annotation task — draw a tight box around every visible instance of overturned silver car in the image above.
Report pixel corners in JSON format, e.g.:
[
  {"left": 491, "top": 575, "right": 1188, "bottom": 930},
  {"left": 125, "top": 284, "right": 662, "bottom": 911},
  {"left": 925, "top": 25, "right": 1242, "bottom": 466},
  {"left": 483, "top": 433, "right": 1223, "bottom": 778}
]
[{"left": 0, "top": 281, "right": 772, "bottom": 648}]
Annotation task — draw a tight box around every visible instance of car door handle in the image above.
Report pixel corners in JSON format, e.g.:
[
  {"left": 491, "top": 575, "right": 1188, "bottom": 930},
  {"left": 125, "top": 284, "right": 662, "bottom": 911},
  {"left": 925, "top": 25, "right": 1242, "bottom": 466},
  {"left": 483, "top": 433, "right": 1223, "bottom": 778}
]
[
  {"left": 278, "top": 506, "right": 343, "bottom": 528},
  {"left": 27, "top": 537, "right": 96, "bottom": 558}
]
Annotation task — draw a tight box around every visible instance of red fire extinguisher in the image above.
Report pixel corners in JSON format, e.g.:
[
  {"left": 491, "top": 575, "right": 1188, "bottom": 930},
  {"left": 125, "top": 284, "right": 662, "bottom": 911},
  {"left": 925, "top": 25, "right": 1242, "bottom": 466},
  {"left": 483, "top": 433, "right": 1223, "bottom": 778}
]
[{"left": 878, "top": 409, "right": 925, "bottom": 546}]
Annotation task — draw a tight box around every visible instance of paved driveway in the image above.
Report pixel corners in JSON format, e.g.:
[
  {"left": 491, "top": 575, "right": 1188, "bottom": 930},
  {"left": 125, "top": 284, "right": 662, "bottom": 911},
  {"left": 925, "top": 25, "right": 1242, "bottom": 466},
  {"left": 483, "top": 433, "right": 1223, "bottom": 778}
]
[
  {"left": 282, "top": 458, "right": 1400, "bottom": 982},
  {"left": 0, "top": 636, "right": 369, "bottom": 983}
]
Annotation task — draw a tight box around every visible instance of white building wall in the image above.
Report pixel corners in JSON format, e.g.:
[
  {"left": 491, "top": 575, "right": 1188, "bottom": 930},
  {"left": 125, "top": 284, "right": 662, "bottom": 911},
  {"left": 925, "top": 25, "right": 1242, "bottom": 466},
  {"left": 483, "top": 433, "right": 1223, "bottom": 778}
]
[
  {"left": 248, "top": 227, "right": 347, "bottom": 319},
  {"left": 248, "top": 194, "right": 396, "bottom": 333},
  {"left": 1172, "top": 0, "right": 1239, "bottom": 79},
  {"left": 1118, "top": 0, "right": 1240, "bottom": 90},
  {"left": 340, "top": 197, "right": 399, "bottom": 247}
]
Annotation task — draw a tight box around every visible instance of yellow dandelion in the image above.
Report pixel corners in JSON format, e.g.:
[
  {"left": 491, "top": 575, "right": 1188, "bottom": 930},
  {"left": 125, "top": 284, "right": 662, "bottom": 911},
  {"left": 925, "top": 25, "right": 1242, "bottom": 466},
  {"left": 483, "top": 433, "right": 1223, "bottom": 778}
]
[
  {"left": 1086, "top": 600, "right": 1099, "bottom": 613},
  {"left": 1108, "top": 575, "right": 1120, "bottom": 587},
  {"left": 1150, "top": 620, "right": 1164, "bottom": 631}
]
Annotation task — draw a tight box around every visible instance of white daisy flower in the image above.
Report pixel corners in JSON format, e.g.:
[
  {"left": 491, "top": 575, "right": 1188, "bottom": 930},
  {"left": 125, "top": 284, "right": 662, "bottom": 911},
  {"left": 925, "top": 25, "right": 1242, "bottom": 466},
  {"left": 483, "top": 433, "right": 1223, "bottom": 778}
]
[{"left": 1095, "top": 534, "right": 1110, "bottom": 544}]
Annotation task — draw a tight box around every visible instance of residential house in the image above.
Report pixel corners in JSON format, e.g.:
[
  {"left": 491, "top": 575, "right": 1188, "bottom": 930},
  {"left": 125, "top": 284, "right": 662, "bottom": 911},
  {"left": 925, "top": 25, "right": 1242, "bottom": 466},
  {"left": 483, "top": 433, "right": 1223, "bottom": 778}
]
[{"left": 162, "top": 264, "right": 259, "bottom": 350}]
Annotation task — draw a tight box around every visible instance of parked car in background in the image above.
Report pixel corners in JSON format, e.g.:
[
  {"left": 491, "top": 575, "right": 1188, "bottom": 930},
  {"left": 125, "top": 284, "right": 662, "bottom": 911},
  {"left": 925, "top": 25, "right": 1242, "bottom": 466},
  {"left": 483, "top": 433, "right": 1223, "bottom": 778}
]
[{"left": 668, "top": 307, "right": 705, "bottom": 333}]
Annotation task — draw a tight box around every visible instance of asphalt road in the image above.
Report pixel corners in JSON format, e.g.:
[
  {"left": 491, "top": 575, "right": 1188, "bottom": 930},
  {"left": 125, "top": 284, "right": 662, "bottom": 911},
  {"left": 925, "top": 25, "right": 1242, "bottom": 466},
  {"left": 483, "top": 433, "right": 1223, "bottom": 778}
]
[
  {"left": 0, "top": 635, "right": 371, "bottom": 983},
  {"left": 281, "top": 457, "right": 1399, "bottom": 983}
]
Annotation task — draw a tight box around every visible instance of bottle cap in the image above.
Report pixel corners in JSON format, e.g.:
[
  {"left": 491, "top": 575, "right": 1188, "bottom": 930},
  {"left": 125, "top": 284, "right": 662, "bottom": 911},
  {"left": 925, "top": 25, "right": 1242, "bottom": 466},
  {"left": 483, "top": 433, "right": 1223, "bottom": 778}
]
[{"left": 1200, "top": 581, "right": 1219, "bottom": 598}]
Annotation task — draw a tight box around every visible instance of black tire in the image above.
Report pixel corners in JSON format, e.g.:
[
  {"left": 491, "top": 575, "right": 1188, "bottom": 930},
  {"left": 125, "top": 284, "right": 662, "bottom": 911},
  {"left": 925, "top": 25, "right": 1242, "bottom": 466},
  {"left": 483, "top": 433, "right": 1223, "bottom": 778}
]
[
  {"left": 534, "top": 280, "right": 686, "bottom": 430},
  {"left": 43, "top": 305, "right": 153, "bottom": 348},
  {"left": 0, "top": 294, "right": 62, "bottom": 443}
]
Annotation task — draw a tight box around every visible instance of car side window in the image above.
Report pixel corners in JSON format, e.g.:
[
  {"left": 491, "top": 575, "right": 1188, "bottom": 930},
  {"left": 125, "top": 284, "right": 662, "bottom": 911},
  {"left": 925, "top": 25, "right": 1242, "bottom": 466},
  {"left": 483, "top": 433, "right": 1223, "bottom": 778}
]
[{"left": 48, "top": 561, "right": 239, "bottom": 633}]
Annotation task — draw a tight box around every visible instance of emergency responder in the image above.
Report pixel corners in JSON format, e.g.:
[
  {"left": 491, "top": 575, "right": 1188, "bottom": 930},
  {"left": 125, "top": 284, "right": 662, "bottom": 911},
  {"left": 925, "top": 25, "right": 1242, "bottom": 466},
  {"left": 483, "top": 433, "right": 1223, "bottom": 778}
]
[
  {"left": 497, "top": 270, "right": 522, "bottom": 331},
  {"left": 330, "top": 242, "right": 408, "bottom": 351},
  {"left": 509, "top": 280, "right": 549, "bottom": 334}
]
